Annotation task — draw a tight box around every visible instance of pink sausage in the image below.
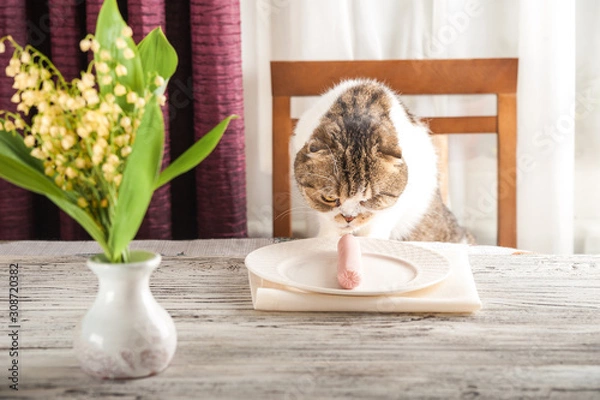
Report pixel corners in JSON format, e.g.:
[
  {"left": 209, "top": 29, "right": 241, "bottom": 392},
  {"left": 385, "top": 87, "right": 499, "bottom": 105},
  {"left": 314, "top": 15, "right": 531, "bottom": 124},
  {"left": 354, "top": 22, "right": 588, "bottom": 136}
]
[{"left": 337, "top": 234, "right": 362, "bottom": 289}]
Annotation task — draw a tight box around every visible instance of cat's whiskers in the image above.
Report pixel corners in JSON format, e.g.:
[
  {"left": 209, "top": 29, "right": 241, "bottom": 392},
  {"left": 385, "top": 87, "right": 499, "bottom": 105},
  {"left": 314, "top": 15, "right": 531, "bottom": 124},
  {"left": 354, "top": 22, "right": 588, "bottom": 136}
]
[{"left": 274, "top": 205, "right": 316, "bottom": 220}]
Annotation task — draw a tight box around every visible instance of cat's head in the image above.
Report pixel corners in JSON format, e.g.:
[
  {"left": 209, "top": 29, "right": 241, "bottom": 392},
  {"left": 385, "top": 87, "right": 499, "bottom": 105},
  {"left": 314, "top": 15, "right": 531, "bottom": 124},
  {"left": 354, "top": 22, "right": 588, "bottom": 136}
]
[{"left": 293, "top": 85, "right": 408, "bottom": 233}]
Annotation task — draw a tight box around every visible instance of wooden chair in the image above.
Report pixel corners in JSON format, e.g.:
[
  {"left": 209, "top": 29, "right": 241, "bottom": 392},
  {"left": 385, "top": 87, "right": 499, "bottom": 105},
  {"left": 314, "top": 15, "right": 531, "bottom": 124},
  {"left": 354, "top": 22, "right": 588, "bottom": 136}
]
[{"left": 271, "top": 59, "right": 518, "bottom": 247}]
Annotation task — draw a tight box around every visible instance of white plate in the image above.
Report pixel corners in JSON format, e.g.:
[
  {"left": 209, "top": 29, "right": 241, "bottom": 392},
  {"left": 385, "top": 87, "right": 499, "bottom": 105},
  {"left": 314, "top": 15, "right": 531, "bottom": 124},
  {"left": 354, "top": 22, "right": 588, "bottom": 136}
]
[{"left": 245, "top": 237, "right": 451, "bottom": 296}]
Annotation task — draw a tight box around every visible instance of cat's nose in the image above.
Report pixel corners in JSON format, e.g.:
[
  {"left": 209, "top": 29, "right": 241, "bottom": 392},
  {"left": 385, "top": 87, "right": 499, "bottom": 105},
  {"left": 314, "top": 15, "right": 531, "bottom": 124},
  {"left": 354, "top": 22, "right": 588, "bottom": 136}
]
[{"left": 342, "top": 214, "right": 355, "bottom": 223}]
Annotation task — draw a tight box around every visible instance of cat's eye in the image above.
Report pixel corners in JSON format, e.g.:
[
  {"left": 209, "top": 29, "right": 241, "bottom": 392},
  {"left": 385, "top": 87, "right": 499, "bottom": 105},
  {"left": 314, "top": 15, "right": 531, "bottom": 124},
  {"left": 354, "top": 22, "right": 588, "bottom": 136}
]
[
  {"left": 308, "top": 139, "right": 323, "bottom": 153},
  {"left": 321, "top": 195, "right": 338, "bottom": 203}
]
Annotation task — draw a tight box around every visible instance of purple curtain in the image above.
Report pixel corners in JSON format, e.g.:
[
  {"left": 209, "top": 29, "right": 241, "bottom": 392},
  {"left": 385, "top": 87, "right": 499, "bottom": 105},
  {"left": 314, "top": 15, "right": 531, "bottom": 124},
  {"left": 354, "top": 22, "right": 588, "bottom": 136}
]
[
  {"left": 0, "top": 0, "right": 247, "bottom": 240},
  {"left": 127, "top": 0, "right": 172, "bottom": 239},
  {"left": 48, "top": 0, "right": 89, "bottom": 240},
  {"left": 190, "top": 0, "right": 246, "bottom": 238},
  {"left": 0, "top": 1, "right": 33, "bottom": 240}
]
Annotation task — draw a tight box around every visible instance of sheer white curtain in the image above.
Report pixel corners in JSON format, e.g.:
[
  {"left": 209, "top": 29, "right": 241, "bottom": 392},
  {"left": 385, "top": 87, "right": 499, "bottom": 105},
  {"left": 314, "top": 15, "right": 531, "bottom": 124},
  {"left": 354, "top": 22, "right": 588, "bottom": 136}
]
[{"left": 241, "top": 0, "right": 600, "bottom": 254}]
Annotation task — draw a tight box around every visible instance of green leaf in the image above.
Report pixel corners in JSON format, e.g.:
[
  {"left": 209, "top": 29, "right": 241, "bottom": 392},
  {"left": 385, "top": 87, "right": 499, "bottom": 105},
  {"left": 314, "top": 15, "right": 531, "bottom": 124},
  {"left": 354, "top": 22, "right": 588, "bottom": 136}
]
[
  {"left": 0, "top": 129, "right": 44, "bottom": 171},
  {"left": 94, "top": 0, "right": 144, "bottom": 102},
  {"left": 0, "top": 131, "right": 110, "bottom": 254},
  {"left": 155, "top": 115, "right": 237, "bottom": 190},
  {"left": 137, "top": 27, "right": 178, "bottom": 95},
  {"left": 108, "top": 100, "right": 164, "bottom": 262},
  {"left": 45, "top": 192, "right": 110, "bottom": 256},
  {"left": 0, "top": 135, "right": 60, "bottom": 196}
]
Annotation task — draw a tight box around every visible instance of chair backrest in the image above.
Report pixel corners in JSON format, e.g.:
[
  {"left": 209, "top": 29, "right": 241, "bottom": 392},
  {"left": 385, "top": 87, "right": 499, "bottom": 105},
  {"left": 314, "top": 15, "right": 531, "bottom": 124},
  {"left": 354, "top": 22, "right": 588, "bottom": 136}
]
[{"left": 271, "top": 59, "right": 518, "bottom": 247}]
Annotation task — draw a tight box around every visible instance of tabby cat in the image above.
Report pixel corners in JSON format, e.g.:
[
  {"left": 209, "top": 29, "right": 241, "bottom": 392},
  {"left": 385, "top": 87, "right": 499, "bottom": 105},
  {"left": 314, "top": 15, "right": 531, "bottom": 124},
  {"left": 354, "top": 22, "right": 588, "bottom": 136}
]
[{"left": 292, "top": 79, "right": 474, "bottom": 243}]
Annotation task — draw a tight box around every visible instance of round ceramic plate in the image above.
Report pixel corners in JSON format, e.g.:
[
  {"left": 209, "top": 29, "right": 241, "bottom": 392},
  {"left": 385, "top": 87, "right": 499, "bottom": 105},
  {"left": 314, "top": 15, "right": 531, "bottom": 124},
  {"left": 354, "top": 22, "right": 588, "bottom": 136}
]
[{"left": 245, "top": 237, "right": 451, "bottom": 296}]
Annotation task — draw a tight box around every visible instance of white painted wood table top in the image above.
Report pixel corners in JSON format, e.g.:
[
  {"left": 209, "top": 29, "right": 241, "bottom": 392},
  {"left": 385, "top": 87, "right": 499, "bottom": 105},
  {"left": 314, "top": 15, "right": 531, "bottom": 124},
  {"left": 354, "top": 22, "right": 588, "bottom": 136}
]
[{"left": 0, "top": 239, "right": 598, "bottom": 399}]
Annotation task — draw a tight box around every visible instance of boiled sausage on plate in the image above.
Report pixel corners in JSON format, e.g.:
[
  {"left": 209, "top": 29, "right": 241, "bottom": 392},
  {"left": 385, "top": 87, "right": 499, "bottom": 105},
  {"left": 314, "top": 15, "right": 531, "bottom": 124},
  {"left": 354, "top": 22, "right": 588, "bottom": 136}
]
[{"left": 337, "top": 234, "right": 362, "bottom": 289}]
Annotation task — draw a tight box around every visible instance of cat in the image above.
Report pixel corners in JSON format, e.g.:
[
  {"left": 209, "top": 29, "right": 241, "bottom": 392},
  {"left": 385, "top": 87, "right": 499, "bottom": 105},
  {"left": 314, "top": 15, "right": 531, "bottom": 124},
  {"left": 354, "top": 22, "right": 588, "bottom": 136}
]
[{"left": 292, "top": 79, "right": 474, "bottom": 244}]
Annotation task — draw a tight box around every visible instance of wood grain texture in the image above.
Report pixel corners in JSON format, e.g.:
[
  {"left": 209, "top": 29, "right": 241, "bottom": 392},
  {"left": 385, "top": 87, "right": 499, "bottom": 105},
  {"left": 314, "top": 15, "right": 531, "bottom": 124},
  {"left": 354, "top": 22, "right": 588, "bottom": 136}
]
[
  {"left": 271, "top": 59, "right": 518, "bottom": 96},
  {"left": 426, "top": 116, "right": 497, "bottom": 134},
  {"left": 291, "top": 116, "right": 498, "bottom": 135},
  {"left": 272, "top": 96, "right": 292, "bottom": 237},
  {"left": 0, "top": 240, "right": 598, "bottom": 399},
  {"left": 497, "top": 93, "right": 518, "bottom": 248}
]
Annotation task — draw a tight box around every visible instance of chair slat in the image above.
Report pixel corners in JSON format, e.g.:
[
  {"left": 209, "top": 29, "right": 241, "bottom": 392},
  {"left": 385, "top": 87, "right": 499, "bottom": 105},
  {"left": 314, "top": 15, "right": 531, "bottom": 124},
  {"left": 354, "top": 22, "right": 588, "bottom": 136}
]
[
  {"left": 497, "top": 93, "right": 518, "bottom": 248},
  {"left": 427, "top": 116, "right": 497, "bottom": 134},
  {"left": 272, "top": 59, "right": 518, "bottom": 96},
  {"left": 291, "top": 116, "right": 496, "bottom": 134},
  {"left": 272, "top": 96, "right": 293, "bottom": 237}
]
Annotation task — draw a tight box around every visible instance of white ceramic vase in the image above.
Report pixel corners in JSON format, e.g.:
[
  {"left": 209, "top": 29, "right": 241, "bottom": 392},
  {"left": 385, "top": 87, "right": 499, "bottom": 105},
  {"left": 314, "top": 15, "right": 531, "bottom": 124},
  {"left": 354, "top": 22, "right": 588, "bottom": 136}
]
[{"left": 74, "top": 250, "right": 177, "bottom": 379}]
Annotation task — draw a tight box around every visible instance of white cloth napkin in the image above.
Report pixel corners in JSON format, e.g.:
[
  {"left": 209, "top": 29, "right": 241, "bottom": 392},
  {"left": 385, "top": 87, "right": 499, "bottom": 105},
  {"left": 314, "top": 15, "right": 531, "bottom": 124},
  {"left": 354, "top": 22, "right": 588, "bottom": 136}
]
[{"left": 247, "top": 244, "right": 481, "bottom": 313}]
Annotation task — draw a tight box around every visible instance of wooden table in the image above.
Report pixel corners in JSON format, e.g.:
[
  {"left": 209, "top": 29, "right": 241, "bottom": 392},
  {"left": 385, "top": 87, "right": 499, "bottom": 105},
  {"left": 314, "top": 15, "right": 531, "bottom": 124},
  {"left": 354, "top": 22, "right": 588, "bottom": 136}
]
[{"left": 0, "top": 239, "right": 599, "bottom": 399}]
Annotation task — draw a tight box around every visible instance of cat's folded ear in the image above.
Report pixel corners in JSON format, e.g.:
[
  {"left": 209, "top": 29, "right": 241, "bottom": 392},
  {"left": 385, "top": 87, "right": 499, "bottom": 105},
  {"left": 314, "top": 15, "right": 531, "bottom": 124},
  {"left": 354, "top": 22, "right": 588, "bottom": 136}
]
[{"left": 378, "top": 146, "right": 404, "bottom": 167}]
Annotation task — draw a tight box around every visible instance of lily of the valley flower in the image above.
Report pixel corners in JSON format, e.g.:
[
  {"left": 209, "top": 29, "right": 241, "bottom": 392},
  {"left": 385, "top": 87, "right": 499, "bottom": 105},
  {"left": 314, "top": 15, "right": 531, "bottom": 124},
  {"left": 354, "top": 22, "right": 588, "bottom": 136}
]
[{"left": 0, "top": 31, "right": 148, "bottom": 233}]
